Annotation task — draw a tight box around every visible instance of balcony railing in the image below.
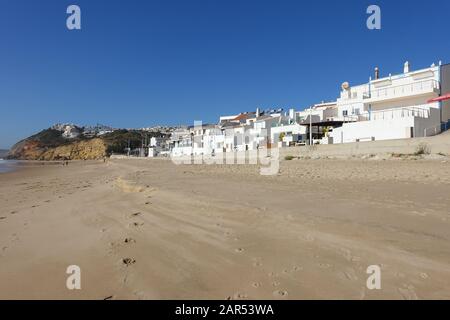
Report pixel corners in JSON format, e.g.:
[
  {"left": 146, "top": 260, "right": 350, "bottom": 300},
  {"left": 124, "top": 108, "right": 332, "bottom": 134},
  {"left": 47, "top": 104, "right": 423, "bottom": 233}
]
[
  {"left": 363, "top": 79, "right": 439, "bottom": 100},
  {"left": 356, "top": 105, "right": 432, "bottom": 121}
]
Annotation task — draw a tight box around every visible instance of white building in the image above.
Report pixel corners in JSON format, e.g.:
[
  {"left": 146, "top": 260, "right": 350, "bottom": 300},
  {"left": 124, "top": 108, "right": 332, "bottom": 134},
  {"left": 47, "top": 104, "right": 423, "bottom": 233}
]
[
  {"left": 269, "top": 109, "right": 307, "bottom": 146},
  {"left": 296, "top": 102, "right": 339, "bottom": 122},
  {"left": 170, "top": 109, "right": 288, "bottom": 156},
  {"left": 168, "top": 61, "right": 450, "bottom": 156},
  {"left": 328, "top": 62, "right": 450, "bottom": 144}
]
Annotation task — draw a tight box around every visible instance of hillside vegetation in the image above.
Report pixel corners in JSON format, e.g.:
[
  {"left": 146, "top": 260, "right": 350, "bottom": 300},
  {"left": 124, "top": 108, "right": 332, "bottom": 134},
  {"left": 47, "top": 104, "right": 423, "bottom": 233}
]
[{"left": 7, "top": 128, "right": 166, "bottom": 160}]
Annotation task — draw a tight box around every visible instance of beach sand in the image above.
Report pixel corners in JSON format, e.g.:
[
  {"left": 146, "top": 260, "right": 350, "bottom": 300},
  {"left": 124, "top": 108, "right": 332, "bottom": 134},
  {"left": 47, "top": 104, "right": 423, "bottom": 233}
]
[{"left": 0, "top": 157, "right": 450, "bottom": 299}]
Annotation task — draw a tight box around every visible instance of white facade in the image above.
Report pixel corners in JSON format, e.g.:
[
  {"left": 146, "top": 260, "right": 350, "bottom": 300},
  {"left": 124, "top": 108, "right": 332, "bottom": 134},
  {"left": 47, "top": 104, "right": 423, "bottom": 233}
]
[
  {"left": 168, "top": 62, "right": 449, "bottom": 156},
  {"left": 271, "top": 123, "right": 306, "bottom": 147},
  {"left": 329, "top": 63, "right": 444, "bottom": 143},
  {"left": 170, "top": 111, "right": 292, "bottom": 157},
  {"left": 296, "top": 102, "right": 338, "bottom": 122}
]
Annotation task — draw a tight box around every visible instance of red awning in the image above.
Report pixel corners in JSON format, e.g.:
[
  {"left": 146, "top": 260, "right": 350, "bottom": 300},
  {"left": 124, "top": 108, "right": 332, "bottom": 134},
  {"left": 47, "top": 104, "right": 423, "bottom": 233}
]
[{"left": 428, "top": 93, "right": 450, "bottom": 103}]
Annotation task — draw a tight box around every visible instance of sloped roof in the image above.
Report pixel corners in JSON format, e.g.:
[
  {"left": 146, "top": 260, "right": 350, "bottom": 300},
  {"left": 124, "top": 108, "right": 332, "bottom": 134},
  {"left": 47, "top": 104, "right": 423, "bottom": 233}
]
[
  {"left": 233, "top": 112, "right": 256, "bottom": 121},
  {"left": 220, "top": 122, "right": 242, "bottom": 129},
  {"left": 255, "top": 115, "right": 275, "bottom": 121}
]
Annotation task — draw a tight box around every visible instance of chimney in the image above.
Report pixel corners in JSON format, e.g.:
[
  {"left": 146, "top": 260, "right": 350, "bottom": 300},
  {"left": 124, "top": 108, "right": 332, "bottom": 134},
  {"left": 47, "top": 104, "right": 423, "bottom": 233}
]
[
  {"left": 256, "top": 107, "right": 260, "bottom": 117},
  {"left": 289, "top": 108, "right": 295, "bottom": 120},
  {"left": 404, "top": 61, "right": 410, "bottom": 73},
  {"left": 374, "top": 67, "right": 380, "bottom": 80}
]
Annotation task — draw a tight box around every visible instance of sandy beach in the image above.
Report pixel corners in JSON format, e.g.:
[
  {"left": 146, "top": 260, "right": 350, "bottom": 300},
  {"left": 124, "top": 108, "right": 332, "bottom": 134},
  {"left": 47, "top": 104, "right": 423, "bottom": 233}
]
[{"left": 1, "top": 156, "right": 450, "bottom": 300}]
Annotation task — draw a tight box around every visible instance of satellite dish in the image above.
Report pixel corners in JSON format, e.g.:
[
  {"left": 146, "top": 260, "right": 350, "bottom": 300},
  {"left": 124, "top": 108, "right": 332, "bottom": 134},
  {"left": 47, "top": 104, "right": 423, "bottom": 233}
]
[{"left": 341, "top": 82, "right": 350, "bottom": 90}]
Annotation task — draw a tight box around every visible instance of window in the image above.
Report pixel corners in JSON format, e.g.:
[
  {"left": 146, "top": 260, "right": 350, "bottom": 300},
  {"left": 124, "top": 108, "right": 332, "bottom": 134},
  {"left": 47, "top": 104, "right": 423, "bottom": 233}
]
[{"left": 343, "top": 110, "right": 348, "bottom": 116}]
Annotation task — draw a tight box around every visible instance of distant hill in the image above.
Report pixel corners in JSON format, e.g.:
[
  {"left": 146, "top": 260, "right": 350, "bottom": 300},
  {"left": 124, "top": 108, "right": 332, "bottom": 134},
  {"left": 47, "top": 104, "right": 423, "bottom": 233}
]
[{"left": 7, "top": 127, "right": 167, "bottom": 160}]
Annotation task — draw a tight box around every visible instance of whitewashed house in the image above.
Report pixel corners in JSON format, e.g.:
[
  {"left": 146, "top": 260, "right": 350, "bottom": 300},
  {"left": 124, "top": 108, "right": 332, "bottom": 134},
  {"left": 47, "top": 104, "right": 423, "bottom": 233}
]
[
  {"left": 250, "top": 114, "right": 280, "bottom": 148},
  {"left": 294, "top": 102, "right": 340, "bottom": 145},
  {"left": 170, "top": 127, "right": 193, "bottom": 157},
  {"left": 296, "top": 102, "right": 339, "bottom": 122},
  {"left": 270, "top": 109, "right": 307, "bottom": 146},
  {"left": 169, "top": 61, "right": 450, "bottom": 156},
  {"left": 329, "top": 62, "right": 450, "bottom": 144}
]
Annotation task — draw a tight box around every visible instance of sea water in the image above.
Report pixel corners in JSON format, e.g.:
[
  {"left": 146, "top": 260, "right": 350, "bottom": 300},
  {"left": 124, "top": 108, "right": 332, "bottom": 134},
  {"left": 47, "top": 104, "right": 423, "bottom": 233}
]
[{"left": 0, "top": 159, "right": 17, "bottom": 173}]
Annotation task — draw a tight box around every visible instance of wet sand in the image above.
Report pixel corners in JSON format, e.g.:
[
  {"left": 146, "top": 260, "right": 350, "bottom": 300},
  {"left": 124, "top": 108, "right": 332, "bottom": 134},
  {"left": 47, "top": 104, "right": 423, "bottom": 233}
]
[{"left": 0, "top": 157, "right": 450, "bottom": 299}]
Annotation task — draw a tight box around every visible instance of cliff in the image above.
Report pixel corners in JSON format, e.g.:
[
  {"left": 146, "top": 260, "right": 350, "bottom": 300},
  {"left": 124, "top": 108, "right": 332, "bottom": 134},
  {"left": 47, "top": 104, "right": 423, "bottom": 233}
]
[
  {"left": 7, "top": 128, "right": 106, "bottom": 160},
  {"left": 38, "top": 138, "right": 107, "bottom": 160},
  {"left": 7, "top": 127, "right": 164, "bottom": 161}
]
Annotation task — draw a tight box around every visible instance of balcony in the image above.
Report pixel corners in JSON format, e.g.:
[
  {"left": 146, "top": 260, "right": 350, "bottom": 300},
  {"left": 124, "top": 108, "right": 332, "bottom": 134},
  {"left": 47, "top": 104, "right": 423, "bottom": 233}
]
[
  {"left": 363, "top": 79, "right": 440, "bottom": 103},
  {"left": 353, "top": 105, "right": 432, "bottom": 122}
]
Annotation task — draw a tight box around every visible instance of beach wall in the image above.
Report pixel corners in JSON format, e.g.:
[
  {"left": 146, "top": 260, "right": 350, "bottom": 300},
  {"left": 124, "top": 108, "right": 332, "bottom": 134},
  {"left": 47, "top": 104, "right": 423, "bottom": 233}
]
[{"left": 280, "top": 131, "right": 450, "bottom": 158}]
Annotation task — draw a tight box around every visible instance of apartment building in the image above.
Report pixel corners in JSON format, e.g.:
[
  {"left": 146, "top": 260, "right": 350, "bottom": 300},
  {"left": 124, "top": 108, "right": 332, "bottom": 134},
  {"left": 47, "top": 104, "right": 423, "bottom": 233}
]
[
  {"left": 169, "top": 61, "right": 450, "bottom": 157},
  {"left": 329, "top": 61, "right": 449, "bottom": 144}
]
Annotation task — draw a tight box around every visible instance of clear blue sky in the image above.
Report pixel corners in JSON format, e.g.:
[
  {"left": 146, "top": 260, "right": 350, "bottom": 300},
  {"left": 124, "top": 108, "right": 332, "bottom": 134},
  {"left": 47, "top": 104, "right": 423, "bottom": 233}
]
[{"left": 1, "top": 0, "right": 449, "bottom": 149}]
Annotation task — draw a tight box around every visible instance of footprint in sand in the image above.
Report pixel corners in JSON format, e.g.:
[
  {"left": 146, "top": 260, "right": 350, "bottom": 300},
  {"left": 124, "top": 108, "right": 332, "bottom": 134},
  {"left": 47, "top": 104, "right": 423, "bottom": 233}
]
[
  {"left": 234, "top": 248, "right": 245, "bottom": 253},
  {"left": 252, "top": 259, "right": 263, "bottom": 267},
  {"left": 252, "top": 282, "right": 262, "bottom": 288},
  {"left": 0, "top": 216, "right": 7, "bottom": 220},
  {"left": 233, "top": 292, "right": 248, "bottom": 300},
  {"left": 292, "top": 266, "right": 302, "bottom": 272},
  {"left": 398, "top": 285, "right": 418, "bottom": 300},
  {"left": 272, "top": 281, "right": 280, "bottom": 287},
  {"left": 420, "top": 273, "right": 429, "bottom": 279},
  {"left": 131, "top": 212, "right": 141, "bottom": 217},
  {"left": 272, "top": 290, "right": 288, "bottom": 298},
  {"left": 129, "top": 222, "right": 144, "bottom": 228},
  {"left": 318, "top": 263, "right": 331, "bottom": 269},
  {"left": 124, "top": 237, "right": 136, "bottom": 244},
  {"left": 122, "top": 258, "right": 136, "bottom": 266},
  {"left": 10, "top": 211, "right": 17, "bottom": 215}
]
